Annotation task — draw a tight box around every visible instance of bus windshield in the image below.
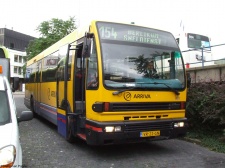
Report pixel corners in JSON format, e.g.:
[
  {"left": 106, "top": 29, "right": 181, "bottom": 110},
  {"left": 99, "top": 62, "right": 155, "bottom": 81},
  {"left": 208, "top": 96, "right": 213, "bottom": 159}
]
[{"left": 97, "top": 22, "right": 185, "bottom": 90}]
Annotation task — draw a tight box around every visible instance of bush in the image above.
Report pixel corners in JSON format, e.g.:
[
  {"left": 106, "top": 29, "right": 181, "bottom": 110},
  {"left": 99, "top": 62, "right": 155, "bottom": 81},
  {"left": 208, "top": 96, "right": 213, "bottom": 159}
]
[{"left": 186, "top": 82, "right": 225, "bottom": 131}]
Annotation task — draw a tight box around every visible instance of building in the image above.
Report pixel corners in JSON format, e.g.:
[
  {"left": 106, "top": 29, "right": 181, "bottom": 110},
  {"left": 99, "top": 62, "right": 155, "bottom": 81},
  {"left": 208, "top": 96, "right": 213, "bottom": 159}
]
[{"left": 0, "top": 28, "right": 36, "bottom": 91}]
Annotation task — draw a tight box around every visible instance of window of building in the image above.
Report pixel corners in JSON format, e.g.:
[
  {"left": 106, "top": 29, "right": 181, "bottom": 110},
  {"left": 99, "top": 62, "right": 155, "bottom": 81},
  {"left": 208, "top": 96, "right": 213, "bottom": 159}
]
[
  {"left": 10, "top": 43, "right": 14, "bottom": 49},
  {"left": 14, "top": 55, "right": 18, "bottom": 62},
  {"left": 18, "top": 67, "right": 22, "bottom": 75},
  {"left": 19, "top": 56, "right": 23, "bottom": 63},
  {"left": 14, "top": 66, "right": 18, "bottom": 73}
]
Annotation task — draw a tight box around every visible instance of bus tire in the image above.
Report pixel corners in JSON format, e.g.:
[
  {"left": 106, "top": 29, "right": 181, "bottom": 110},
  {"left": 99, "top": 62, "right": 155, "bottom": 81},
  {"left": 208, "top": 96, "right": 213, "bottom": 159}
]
[{"left": 30, "top": 97, "right": 38, "bottom": 118}]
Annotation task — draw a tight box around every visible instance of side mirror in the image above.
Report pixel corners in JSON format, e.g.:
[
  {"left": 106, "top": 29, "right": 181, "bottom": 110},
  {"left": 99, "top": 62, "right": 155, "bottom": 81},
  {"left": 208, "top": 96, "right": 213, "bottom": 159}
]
[
  {"left": 17, "top": 111, "right": 33, "bottom": 123},
  {"left": 82, "top": 33, "right": 93, "bottom": 58},
  {"left": 12, "top": 77, "right": 19, "bottom": 92}
]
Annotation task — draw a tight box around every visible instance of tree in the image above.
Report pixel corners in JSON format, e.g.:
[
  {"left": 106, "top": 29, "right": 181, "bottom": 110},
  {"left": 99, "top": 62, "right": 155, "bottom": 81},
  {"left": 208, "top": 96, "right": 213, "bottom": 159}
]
[{"left": 26, "top": 17, "right": 76, "bottom": 60}]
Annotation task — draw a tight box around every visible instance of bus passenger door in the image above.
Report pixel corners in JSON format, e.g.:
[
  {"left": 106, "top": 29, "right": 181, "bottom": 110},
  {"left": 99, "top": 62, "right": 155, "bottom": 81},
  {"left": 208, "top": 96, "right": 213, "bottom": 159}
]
[
  {"left": 74, "top": 44, "right": 86, "bottom": 136},
  {"left": 56, "top": 44, "right": 70, "bottom": 138}
]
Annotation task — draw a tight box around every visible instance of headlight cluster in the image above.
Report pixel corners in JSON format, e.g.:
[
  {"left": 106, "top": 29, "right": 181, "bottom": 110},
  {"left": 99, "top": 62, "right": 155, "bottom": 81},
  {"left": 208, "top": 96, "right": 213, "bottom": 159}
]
[
  {"left": 105, "top": 126, "right": 122, "bottom": 132},
  {"left": 0, "top": 145, "right": 16, "bottom": 168},
  {"left": 174, "top": 122, "right": 185, "bottom": 128}
]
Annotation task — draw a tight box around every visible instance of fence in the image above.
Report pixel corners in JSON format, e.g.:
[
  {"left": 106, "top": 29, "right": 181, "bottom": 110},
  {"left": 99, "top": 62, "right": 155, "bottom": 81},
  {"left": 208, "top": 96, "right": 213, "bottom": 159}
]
[{"left": 182, "top": 43, "right": 225, "bottom": 68}]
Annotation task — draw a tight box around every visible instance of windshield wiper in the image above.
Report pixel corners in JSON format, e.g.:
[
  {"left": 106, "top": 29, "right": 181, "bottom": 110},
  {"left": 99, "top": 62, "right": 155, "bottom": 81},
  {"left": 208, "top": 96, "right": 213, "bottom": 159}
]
[
  {"left": 112, "top": 82, "right": 180, "bottom": 96},
  {"left": 112, "top": 86, "right": 146, "bottom": 95},
  {"left": 152, "top": 82, "right": 180, "bottom": 95}
]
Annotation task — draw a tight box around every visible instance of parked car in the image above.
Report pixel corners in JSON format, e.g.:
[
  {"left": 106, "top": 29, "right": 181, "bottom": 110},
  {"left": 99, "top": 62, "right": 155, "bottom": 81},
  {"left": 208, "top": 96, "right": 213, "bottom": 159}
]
[{"left": 0, "top": 75, "right": 33, "bottom": 167}]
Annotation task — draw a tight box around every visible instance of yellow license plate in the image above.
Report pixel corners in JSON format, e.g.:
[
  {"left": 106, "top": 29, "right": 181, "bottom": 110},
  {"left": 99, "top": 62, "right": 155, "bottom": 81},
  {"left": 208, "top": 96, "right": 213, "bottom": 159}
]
[{"left": 140, "top": 130, "right": 160, "bottom": 137}]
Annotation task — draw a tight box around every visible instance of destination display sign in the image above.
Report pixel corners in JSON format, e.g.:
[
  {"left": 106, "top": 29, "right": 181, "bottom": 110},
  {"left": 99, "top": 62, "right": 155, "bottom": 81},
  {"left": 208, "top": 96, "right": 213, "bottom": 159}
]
[{"left": 96, "top": 22, "right": 178, "bottom": 48}]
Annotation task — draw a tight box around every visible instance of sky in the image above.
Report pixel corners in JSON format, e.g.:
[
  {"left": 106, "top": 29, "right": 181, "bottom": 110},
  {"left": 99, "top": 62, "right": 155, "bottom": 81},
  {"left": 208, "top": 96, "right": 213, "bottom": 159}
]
[{"left": 1, "top": 0, "right": 225, "bottom": 58}]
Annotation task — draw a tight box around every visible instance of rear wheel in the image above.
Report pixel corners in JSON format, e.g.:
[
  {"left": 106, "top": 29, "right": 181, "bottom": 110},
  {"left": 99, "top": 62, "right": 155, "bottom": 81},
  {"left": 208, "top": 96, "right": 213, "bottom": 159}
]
[{"left": 30, "top": 97, "right": 38, "bottom": 118}]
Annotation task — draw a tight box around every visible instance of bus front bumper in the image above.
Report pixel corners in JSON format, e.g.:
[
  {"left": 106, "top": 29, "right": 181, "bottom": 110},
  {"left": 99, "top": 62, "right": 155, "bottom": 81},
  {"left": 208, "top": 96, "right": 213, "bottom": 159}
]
[{"left": 85, "top": 118, "right": 187, "bottom": 145}]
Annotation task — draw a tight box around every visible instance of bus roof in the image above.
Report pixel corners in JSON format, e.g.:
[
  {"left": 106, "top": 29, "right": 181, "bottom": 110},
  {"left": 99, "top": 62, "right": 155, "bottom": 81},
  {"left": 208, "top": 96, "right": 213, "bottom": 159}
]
[
  {"left": 26, "top": 20, "right": 175, "bottom": 66},
  {"left": 26, "top": 24, "right": 90, "bottom": 66}
]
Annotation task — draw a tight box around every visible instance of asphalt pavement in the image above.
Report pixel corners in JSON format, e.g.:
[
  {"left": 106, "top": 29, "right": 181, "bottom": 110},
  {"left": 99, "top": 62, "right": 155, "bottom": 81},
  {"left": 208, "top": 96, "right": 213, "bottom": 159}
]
[{"left": 14, "top": 92, "right": 225, "bottom": 168}]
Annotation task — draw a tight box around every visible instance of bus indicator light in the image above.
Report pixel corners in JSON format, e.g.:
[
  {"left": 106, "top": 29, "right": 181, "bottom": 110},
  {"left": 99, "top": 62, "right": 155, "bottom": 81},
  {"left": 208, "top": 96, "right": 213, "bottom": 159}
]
[
  {"left": 181, "top": 102, "right": 186, "bottom": 109},
  {"left": 104, "top": 102, "right": 110, "bottom": 111}
]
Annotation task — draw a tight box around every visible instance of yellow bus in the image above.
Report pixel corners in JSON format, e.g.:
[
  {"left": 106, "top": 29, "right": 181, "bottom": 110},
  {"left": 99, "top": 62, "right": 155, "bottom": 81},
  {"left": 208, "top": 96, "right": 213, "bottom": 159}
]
[{"left": 24, "top": 21, "right": 189, "bottom": 145}]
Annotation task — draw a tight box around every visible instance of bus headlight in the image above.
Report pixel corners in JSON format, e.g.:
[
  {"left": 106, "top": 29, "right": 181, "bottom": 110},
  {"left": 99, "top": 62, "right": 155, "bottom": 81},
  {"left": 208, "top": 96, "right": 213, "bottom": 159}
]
[
  {"left": 114, "top": 126, "right": 122, "bottom": 132},
  {"left": 174, "top": 122, "right": 185, "bottom": 128},
  {"left": 105, "top": 126, "right": 122, "bottom": 132},
  {"left": 0, "top": 145, "right": 16, "bottom": 167}
]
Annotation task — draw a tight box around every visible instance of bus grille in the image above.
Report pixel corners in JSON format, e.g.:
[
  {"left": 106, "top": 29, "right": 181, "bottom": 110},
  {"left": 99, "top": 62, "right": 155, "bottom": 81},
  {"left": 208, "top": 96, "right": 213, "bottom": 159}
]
[
  {"left": 124, "top": 122, "right": 173, "bottom": 132},
  {"left": 110, "top": 102, "right": 181, "bottom": 111}
]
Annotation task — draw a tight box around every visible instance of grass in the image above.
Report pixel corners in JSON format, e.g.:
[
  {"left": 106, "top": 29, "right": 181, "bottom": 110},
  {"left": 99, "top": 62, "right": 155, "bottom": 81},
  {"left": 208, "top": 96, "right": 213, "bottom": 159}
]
[{"left": 182, "top": 128, "right": 225, "bottom": 154}]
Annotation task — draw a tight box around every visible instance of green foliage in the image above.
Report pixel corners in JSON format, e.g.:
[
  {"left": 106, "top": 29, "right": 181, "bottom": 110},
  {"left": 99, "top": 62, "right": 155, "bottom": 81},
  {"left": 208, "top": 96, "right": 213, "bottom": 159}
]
[
  {"left": 185, "top": 129, "right": 225, "bottom": 153},
  {"left": 186, "top": 82, "right": 225, "bottom": 131},
  {"left": 26, "top": 17, "right": 76, "bottom": 60},
  {"left": 186, "top": 82, "right": 225, "bottom": 153},
  {"left": 37, "top": 17, "right": 76, "bottom": 38}
]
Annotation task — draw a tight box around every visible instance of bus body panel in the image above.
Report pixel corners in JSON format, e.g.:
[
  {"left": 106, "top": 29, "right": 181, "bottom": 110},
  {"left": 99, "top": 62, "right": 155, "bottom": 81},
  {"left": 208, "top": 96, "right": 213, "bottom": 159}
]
[
  {"left": 84, "top": 118, "right": 187, "bottom": 145},
  {"left": 40, "top": 82, "right": 57, "bottom": 107},
  {"left": 86, "top": 89, "right": 186, "bottom": 122}
]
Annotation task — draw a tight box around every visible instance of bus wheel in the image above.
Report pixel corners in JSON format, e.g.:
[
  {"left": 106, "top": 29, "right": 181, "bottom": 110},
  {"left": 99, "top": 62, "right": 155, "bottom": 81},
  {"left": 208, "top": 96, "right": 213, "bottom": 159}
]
[
  {"left": 66, "top": 116, "right": 77, "bottom": 143},
  {"left": 30, "top": 97, "right": 37, "bottom": 118}
]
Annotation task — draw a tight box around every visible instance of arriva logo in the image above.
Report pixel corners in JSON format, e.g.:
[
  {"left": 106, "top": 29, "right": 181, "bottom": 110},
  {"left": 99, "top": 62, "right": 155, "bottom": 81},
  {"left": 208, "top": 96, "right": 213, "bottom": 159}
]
[
  {"left": 124, "top": 92, "right": 132, "bottom": 101},
  {"left": 124, "top": 92, "right": 151, "bottom": 101}
]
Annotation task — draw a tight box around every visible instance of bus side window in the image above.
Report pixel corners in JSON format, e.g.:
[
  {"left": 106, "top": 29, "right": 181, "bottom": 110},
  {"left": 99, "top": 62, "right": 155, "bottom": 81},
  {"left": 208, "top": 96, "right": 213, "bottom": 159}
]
[
  {"left": 87, "top": 59, "right": 98, "bottom": 88},
  {"left": 169, "top": 52, "right": 176, "bottom": 79},
  {"left": 57, "top": 60, "right": 65, "bottom": 81},
  {"left": 87, "top": 39, "right": 98, "bottom": 89}
]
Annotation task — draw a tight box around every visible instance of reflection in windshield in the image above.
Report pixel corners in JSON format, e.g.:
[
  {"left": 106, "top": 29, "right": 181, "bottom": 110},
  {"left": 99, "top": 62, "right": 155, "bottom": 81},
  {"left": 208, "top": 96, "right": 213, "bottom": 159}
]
[{"left": 102, "top": 42, "right": 185, "bottom": 90}]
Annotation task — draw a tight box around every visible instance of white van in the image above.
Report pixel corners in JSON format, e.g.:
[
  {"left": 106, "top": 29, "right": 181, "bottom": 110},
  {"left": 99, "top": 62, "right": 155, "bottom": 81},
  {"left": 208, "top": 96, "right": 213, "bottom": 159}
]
[{"left": 0, "top": 75, "right": 33, "bottom": 167}]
